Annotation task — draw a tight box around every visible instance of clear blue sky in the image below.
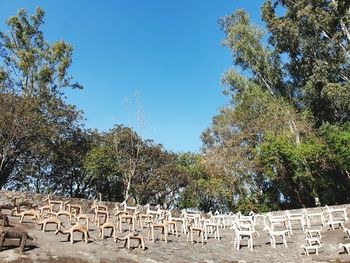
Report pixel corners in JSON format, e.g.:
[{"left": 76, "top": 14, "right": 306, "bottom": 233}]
[{"left": 0, "top": 0, "right": 264, "bottom": 152}]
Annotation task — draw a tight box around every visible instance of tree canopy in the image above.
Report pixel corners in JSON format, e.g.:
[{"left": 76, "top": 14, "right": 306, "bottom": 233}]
[{"left": 202, "top": 0, "right": 350, "bottom": 211}]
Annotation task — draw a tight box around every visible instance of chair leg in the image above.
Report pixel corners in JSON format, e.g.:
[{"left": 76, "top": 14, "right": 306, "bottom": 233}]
[
  {"left": 283, "top": 235, "right": 287, "bottom": 248},
  {"left": 175, "top": 223, "right": 178, "bottom": 237},
  {"left": 141, "top": 237, "right": 145, "bottom": 250},
  {"left": 164, "top": 227, "right": 168, "bottom": 243},
  {"left": 151, "top": 227, "right": 154, "bottom": 242},
  {"left": 0, "top": 235, "right": 5, "bottom": 252},
  {"left": 123, "top": 238, "right": 128, "bottom": 248}
]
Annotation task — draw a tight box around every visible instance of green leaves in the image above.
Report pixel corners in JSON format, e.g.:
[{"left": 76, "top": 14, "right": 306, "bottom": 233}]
[
  {"left": 81, "top": 125, "right": 189, "bottom": 205},
  {"left": 262, "top": 0, "right": 350, "bottom": 125},
  {"left": 0, "top": 7, "right": 79, "bottom": 96},
  {"left": 321, "top": 123, "right": 350, "bottom": 171},
  {"left": 220, "top": 9, "right": 284, "bottom": 98},
  {"left": 204, "top": 0, "right": 350, "bottom": 210},
  {"left": 0, "top": 8, "right": 83, "bottom": 191},
  {"left": 177, "top": 153, "right": 232, "bottom": 212}
]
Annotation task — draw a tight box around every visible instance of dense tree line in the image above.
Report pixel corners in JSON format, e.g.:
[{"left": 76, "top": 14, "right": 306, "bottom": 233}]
[{"left": 1, "top": 3, "right": 350, "bottom": 212}]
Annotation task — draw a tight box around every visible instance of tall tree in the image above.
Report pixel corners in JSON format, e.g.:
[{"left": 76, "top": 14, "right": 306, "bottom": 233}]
[
  {"left": 262, "top": 0, "right": 350, "bottom": 125},
  {"left": 203, "top": 2, "right": 350, "bottom": 211},
  {"left": 0, "top": 8, "right": 82, "bottom": 188}
]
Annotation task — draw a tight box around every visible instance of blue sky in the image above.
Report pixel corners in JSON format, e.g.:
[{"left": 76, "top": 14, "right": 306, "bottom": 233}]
[{"left": 0, "top": 0, "right": 265, "bottom": 152}]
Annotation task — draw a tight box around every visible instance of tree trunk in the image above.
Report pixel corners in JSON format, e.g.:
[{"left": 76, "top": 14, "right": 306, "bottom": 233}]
[
  {"left": 124, "top": 164, "right": 135, "bottom": 202},
  {"left": 0, "top": 158, "right": 15, "bottom": 188},
  {"left": 288, "top": 119, "right": 300, "bottom": 145},
  {"left": 292, "top": 180, "right": 306, "bottom": 208},
  {"left": 124, "top": 178, "right": 131, "bottom": 202}
]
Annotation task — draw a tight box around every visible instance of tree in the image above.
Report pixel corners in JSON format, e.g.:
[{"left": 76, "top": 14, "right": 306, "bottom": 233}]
[
  {"left": 203, "top": 2, "right": 350, "bottom": 211},
  {"left": 175, "top": 153, "right": 231, "bottom": 212},
  {"left": 0, "top": 8, "right": 81, "bottom": 95},
  {"left": 83, "top": 125, "right": 189, "bottom": 205},
  {"left": 260, "top": 0, "right": 350, "bottom": 204},
  {"left": 261, "top": 0, "right": 350, "bottom": 126},
  {"left": 259, "top": 133, "right": 329, "bottom": 208},
  {"left": 0, "top": 8, "right": 82, "bottom": 188},
  {"left": 108, "top": 125, "right": 142, "bottom": 202},
  {"left": 83, "top": 131, "right": 124, "bottom": 201},
  {"left": 46, "top": 127, "right": 95, "bottom": 197},
  {"left": 0, "top": 93, "right": 44, "bottom": 188},
  {"left": 130, "top": 143, "right": 188, "bottom": 207},
  {"left": 203, "top": 9, "right": 313, "bottom": 210}
]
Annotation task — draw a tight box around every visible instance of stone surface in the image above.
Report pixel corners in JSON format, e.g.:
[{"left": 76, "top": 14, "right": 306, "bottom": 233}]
[{"left": 0, "top": 190, "right": 349, "bottom": 262}]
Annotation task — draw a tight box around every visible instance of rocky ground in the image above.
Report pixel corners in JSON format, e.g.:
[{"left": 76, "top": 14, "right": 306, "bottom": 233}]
[{"left": 0, "top": 211, "right": 349, "bottom": 263}]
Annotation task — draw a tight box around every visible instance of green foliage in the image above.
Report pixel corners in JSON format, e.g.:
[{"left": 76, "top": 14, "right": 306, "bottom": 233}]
[
  {"left": 219, "top": 9, "right": 284, "bottom": 97},
  {"left": 0, "top": 8, "right": 85, "bottom": 193},
  {"left": 262, "top": 0, "right": 350, "bottom": 125},
  {"left": 82, "top": 125, "right": 189, "bottom": 205},
  {"left": 0, "top": 8, "right": 80, "bottom": 95},
  {"left": 83, "top": 134, "right": 124, "bottom": 201},
  {"left": 203, "top": 1, "right": 350, "bottom": 211},
  {"left": 235, "top": 196, "right": 272, "bottom": 214},
  {"left": 321, "top": 123, "right": 350, "bottom": 171},
  {"left": 177, "top": 153, "right": 236, "bottom": 212},
  {"left": 259, "top": 134, "right": 328, "bottom": 208}
]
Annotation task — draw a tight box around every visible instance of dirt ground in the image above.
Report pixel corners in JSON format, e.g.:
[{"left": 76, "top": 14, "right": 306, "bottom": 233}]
[{"left": 0, "top": 211, "right": 349, "bottom": 263}]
